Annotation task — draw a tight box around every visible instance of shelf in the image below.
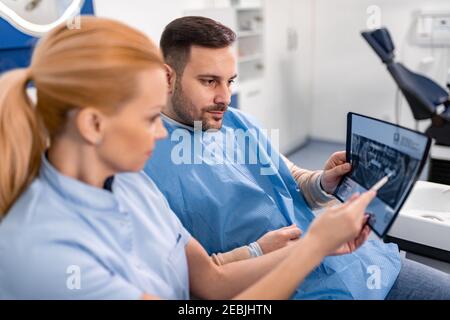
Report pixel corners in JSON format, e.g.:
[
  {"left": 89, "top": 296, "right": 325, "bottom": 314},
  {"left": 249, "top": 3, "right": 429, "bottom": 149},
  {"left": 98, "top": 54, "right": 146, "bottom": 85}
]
[
  {"left": 235, "top": 6, "right": 262, "bottom": 12},
  {"left": 239, "top": 54, "right": 263, "bottom": 63},
  {"left": 237, "top": 77, "right": 264, "bottom": 90},
  {"left": 233, "top": 1, "right": 264, "bottom": 83},
  {"left": 238, "top": 30, "right": 262, "bottom": 38}
]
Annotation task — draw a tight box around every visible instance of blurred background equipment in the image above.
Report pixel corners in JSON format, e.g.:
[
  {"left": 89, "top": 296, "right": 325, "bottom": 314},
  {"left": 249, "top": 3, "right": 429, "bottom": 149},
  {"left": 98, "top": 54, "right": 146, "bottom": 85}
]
[{"left": 362, "top": 27, "right": 450, "bottom": 186}]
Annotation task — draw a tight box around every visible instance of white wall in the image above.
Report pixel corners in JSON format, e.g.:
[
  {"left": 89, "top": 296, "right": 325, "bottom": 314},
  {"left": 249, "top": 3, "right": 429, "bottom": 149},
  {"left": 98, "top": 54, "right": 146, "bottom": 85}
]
[
  {"left": 94, "top": 0, "right": 237, "bottom": 51},
  {"left": 94, "top": 0, "right": 184, "bottom": 44},
  {"left": 93, "top": 1, "right": 449, "bottom": 148},
  {"left": 310, "top": 0, "right": 450, "bottom": 143}
]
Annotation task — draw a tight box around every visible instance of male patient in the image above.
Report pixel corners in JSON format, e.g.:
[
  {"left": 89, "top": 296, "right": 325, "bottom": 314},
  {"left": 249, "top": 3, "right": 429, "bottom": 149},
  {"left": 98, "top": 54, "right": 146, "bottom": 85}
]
[{"left": 144, "top": 16, "right": 450, "bottom": 300}]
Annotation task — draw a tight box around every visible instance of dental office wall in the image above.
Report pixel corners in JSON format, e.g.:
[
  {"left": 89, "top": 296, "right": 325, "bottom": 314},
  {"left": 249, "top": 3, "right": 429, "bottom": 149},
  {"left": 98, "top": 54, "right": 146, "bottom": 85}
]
[
  {"left": 93, "top": 0, "right": 450, "bottom": 150},
  {"left": 310, "top": 0, "right": 450, "bottom": 143},
  {"left": 94, "top": 0, "right": 313, "bottom": 153}
]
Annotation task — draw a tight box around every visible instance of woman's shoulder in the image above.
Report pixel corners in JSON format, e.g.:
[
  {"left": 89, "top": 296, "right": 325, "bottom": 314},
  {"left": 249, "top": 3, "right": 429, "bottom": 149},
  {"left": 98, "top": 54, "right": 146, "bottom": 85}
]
[
  {"left": 114, "top": 171, "right": 174, "bottom": 212},
  {"left": 114, "top": 171, "right": 185, "bottom": 228},
  {"left": 3, "top": 177, "right": 73, "bottom": 226},
  {"left": 115, "top": 171, "right": 162, "bottom": 197},
  {"left": 0, "top": 177, "right": 95, "bottom": 247},
  {"left": 0, "top": 178, "right": 107, "bottom": 284}
]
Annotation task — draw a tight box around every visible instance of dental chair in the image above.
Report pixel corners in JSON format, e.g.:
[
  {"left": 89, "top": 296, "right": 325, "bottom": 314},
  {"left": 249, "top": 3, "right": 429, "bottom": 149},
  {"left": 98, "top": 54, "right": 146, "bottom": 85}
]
[
  {"left": 362, "top": 28, "right": 450, "bottom": 265},
  {"left": 362, "top": 28, "right": 450, "bottom": 186}
]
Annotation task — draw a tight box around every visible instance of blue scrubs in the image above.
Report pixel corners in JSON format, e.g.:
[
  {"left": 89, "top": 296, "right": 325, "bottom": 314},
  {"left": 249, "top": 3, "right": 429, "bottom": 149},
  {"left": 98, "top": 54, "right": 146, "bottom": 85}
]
[
  {"left": 0, "top": 155, "right": 191, "bottom": 300},
  {"left": 145, "top": 109, "right": 402, "bottom": 300}
]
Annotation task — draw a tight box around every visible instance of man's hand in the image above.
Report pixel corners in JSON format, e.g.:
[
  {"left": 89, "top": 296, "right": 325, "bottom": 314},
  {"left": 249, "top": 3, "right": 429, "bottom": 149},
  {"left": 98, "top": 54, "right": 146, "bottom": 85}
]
[
  {"left": 321, "top": 151, "right": 352, "bottom": 194},
  {"left": 257, "top": 225, "right": 302, "bottom": 254}
]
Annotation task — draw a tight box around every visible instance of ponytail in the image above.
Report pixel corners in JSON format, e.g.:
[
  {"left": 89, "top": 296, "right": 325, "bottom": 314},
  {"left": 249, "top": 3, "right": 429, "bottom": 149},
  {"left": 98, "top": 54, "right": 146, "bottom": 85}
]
[
  {"left": 1, "top": 17, "right": 165, "bottom": 217},
  {"left": 0, "top": 69, "right": 46, "bottom": 217}
]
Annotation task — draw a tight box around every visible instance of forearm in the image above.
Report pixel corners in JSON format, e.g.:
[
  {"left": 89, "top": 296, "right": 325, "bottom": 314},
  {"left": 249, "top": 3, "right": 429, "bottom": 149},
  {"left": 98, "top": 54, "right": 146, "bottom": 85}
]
[
  {"left": 281, "top": 155, "right": 336, "bottom": 209},
  {"left": 211, "top": 246, "right": 252, "bottom": 266},
  {"left": 233, "top": 236, "right": 324, "bottom": 300},
  {"left": 207, "top": 242, "right": 299, "bottom": 299}
]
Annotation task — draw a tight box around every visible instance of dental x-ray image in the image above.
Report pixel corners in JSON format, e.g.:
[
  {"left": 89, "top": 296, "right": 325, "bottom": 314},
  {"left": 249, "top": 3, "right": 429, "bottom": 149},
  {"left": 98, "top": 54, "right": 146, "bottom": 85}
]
[{"left": 349, "top": 134, "right": 420, "bottom": 208}]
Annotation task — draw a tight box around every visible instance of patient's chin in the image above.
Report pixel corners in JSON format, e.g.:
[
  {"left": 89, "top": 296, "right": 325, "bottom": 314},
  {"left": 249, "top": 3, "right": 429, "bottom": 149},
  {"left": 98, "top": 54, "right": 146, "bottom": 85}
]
[{"left": 204, "top": 118, "right": 224, "bottom": 131}]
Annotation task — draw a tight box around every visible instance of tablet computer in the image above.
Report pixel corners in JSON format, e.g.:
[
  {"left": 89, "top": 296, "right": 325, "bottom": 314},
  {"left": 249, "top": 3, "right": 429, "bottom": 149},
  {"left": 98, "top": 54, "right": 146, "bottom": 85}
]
[{"left": 334, "top": 113, "right": 432, "bottom": 238}]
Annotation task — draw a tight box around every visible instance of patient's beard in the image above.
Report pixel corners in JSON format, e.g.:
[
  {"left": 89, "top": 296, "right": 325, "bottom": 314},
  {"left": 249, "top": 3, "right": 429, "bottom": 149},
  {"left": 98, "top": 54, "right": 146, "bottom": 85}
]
[{"left": 171, "top": 83, "right": 225, "bottom": 131}]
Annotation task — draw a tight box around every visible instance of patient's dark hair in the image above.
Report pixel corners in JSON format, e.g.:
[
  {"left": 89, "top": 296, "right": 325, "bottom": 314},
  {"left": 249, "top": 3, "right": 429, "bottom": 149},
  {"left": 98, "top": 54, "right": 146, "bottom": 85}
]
[{"left": 160, "top": 16, "right": 236, "bottom": 75}]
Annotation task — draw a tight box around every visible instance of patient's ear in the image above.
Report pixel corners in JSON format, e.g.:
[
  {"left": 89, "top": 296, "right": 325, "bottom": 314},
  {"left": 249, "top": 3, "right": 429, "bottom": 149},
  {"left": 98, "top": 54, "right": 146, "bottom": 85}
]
[{"left": 164, "top": 64, "right": 176, "bottom": 94}]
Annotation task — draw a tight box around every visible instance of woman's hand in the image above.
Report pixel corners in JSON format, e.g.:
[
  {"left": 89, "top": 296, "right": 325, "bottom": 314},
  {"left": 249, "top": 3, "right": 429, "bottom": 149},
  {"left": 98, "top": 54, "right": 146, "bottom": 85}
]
[
  {"left": 257, "top": 224, "right": 302, "bottom": 254},
  {"left": 330, "top": 218, "right": 371, "bottom": 256},
  {"left": 304, "top": 191, "right": 377, "bottom": 257}
]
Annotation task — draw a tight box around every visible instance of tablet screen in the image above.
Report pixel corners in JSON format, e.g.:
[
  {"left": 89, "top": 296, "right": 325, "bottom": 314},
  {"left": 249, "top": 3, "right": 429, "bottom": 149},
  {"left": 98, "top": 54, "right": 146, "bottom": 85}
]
[{"left": 334, "top": 113, "right": 431, "bottom": 237}]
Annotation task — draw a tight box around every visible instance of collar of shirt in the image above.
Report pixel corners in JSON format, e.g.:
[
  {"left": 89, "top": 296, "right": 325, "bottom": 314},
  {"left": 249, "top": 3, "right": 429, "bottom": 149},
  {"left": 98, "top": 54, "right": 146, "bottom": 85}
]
[
  {"left": 160, "top": 112, "right": 195, "bottom": 132},
  {"left": 39, "top": 154, "right": 119, "bottom": 211}
]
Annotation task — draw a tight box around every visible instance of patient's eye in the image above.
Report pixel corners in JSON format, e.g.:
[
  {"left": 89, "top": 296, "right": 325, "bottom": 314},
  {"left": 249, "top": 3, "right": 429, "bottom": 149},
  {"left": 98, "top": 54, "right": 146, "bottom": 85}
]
[
  {"left": 200, "top": 79, "right": 217, "bottom": 87},
  {"left": 148, "top": 115, "right": 159, "bottom": 124}
]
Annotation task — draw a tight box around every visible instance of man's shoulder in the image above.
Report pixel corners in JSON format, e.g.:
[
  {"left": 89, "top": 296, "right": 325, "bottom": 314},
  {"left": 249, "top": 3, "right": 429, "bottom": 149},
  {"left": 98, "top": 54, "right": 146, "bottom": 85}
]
[{"left": 225, "top": 107, "right": 261, "bottom": 131}]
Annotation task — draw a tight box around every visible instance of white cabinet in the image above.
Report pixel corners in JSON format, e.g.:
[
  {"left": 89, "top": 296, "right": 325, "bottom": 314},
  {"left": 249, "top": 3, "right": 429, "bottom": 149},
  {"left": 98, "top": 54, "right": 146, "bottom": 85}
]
[
  {"left": 262, "top": 0, "right": 312, "bottom": 152},
  {"left": 239, "top": 79, "right": 268, "bottom": 127},
  {"left": 236, "top": 6, "right": 265, "bottom": 82}
]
